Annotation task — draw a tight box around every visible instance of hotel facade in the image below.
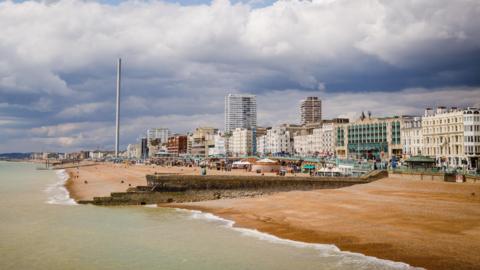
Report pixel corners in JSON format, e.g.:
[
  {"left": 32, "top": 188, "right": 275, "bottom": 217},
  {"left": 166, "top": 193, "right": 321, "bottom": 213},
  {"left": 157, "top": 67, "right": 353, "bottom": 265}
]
[{"left": 422, "top": 107, "right": 480, "bottom": 169}]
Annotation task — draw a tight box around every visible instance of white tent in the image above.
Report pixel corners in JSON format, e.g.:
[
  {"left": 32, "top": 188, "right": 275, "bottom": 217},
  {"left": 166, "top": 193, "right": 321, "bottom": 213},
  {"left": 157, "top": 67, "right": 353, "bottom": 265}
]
[
  {"left": 233, "top": 160, "right": 251, "bottom": 165},
  {"left": 256, "top": 158, "right": 277, "bottom": 163}
]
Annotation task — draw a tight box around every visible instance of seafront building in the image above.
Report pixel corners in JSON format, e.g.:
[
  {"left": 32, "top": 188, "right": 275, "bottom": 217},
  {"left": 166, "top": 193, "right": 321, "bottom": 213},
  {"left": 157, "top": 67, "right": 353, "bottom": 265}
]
[
  {"left": 225, "top": 94, "right": 257, "bottom": 133},
  {"left": 422, "top": 107, "right": 480, "bottom": 169},
  {"left": 293, "top": 133, "right": 314, "bottom": 156},
  {"left": 208, "top": 133, "right": 227, "bottom": 157},
  {"left": 89, "top": 150, "right": 106, "bottom": 160},
  {"left": 422, "top": 107, "right": 464, "bottom": 168},
  {"left": 464, "top": 108, "right": 480, "bottom": 170},
  {"left": 314, "top": 123, "right": 335, "bottom": 156},
  {"left": 147, "top": 128, "right": 170, "bottom": 144},
  {"left": 401, "top": 117, "right": 423, "bottom": 157},
  {"left": 258, "top": 125, "right": 299, "bottom": 156},
  {"left": 335, "top": 115, "right": 406, "bottom": 160},
  {"left": 141, "top": 137, "right": 149, "bottom": 159},
  {"left": 300, "top": 97, "right": 322, "bottom": 125},
  {"left": 146, "top": 128, "right": 170, "bottom": 157},
  {"left": 167, "top": 135, "right": 187, "bottom": 156},
  {"left": 294, "top": 123, "right": 337, "bottom": 157},
  {"left": 228, "top": 128, "right": 254, "bottom": 157},
  {"left": 126, "top": 143, "right": 141, "bottom": 159},
  {"left": 190, "top": 127, "right": 218, "bottom": 157}
]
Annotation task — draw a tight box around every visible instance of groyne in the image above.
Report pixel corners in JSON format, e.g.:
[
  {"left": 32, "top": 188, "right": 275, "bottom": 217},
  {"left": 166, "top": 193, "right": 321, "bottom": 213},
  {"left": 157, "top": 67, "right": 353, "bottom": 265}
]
[{"left": 78, "top": 170, "right": 387, "bottom": 206}]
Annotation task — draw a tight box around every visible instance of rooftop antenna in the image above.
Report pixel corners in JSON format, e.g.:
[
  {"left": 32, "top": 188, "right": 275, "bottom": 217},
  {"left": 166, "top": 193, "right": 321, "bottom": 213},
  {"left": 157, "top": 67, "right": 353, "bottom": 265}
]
[{"left": 115, "top": 58, "right": 121, "bottom": 158}]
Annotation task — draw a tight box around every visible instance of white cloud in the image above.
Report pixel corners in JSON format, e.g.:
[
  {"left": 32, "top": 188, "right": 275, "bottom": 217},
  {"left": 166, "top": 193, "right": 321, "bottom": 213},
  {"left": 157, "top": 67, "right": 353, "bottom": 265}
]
[
  {"left": 56, "top": 101, "right": 111, "bottom": 118},
  {"left": 1, "top": 0, "right": 478, "bottom": 94}
]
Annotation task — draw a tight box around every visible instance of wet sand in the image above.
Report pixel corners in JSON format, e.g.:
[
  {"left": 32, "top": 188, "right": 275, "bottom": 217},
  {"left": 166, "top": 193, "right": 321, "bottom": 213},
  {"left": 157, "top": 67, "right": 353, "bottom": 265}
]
[
  {"left": 170, "top": 178, "right": 480, "bottom": 270},
  {"left": 65, "top": 163, "right": 480, "bottom": 269}
]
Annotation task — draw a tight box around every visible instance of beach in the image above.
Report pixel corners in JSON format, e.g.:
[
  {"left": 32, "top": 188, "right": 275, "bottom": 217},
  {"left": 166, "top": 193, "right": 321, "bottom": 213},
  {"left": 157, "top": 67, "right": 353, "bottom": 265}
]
[{"left": 66, "top": 163, "right": 480, "bottom": 270}]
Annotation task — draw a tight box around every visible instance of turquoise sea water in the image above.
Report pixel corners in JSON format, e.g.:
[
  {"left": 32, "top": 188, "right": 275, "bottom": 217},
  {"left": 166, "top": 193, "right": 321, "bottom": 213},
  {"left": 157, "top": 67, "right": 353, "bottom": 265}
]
[{"left": 0, "top": 161, "right": 419, "bottom": 270}]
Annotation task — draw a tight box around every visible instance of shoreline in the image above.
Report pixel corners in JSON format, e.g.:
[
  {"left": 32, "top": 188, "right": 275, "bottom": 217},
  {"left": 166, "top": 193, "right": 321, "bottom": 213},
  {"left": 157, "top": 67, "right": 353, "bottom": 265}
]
[
  {"left": 171, "top": 207, "right": 419, "bottom": 269},
  {"left": 46, "top": 169, "right": 77, "bottom": 205}
]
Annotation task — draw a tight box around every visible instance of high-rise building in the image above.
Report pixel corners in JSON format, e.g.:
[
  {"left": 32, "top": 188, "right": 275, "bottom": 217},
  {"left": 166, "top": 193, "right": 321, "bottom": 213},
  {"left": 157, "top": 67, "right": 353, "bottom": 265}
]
[
  {"left": 301, "top": 97, "right": 322, "bottom": 125},
  {"left": 225, "top": 94, "right": 257, "bottom": 133},
  {"left": 147, "top": 128, "right": 170, "bottom": 144},
  {"left": 140, "top": 137, "right": 149, "bottom": 159}
]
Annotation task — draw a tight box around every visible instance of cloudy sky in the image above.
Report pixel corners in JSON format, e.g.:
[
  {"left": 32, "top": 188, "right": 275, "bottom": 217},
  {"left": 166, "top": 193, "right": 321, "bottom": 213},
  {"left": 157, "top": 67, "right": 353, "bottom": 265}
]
[{"left": 1, "top": 0, "right": 480, "bottom": 152}]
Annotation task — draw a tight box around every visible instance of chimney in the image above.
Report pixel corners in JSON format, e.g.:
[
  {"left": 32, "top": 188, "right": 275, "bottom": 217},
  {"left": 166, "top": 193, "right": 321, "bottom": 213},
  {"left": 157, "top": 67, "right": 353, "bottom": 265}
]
[
  {"left": 436, "top": 106, "right": 446, "bottom": 114},
  {"left": 424, "top": 108, "right": 433, "bottom": 117}
]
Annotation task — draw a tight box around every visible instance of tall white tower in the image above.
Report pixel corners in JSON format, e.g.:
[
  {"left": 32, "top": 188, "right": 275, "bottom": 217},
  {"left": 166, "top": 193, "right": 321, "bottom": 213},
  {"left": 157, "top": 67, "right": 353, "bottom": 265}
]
[
  {"left": 115, "top": 58, "right": 121, "bottom": 158},
  {"left": 225, "top": 93, "right": 257, "bottom": 133}
]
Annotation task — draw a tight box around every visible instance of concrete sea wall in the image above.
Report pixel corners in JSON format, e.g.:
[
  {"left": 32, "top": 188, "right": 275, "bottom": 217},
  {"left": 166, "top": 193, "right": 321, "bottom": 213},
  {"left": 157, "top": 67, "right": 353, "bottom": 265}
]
[
  {"left": 388, "top": 170, "right": 457, "bottom": 182},
  {"left": 79, "top": 171, "right": 387, "bottom": 206}
]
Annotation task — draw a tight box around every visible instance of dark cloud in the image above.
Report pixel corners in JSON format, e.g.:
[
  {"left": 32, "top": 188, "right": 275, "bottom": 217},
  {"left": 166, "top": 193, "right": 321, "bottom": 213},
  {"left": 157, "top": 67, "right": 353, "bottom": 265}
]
[{"left": 1, "top": 0, "right": 480, "bottom": 152}]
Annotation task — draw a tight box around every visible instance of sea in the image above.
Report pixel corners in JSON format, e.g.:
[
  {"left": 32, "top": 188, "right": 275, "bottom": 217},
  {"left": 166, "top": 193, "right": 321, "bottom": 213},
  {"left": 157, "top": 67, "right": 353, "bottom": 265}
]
[{"left": 0, "top": 161, "right": 420, "bottom": 270}]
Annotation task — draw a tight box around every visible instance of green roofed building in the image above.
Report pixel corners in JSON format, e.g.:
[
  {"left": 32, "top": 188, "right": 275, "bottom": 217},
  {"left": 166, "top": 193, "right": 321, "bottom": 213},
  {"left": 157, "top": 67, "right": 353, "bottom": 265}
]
[
  {"left": 335, "top": 115, "right": 412, "bottom": 160},
  {"left": 404, "top": 155, "right": 436, "bottom": 169}
]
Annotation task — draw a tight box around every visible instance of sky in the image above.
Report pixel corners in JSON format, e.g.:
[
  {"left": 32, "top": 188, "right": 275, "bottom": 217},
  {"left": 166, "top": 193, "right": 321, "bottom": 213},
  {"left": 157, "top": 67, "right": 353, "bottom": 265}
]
[{"left": 1, "top": 0, "right": 480, "bottom": 153}]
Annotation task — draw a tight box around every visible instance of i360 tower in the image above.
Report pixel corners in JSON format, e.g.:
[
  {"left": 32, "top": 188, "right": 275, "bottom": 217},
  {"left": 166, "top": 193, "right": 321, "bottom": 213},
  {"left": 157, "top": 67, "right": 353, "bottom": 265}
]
[{"left": 115, "top": 58, "right": 121, "bottom": 158}]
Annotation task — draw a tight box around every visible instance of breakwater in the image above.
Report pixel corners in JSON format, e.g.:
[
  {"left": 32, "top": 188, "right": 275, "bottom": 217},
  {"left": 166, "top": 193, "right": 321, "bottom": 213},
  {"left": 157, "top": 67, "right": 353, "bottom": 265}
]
[{"left": 78, "top": 170, "right": 387, "bottom": 206}]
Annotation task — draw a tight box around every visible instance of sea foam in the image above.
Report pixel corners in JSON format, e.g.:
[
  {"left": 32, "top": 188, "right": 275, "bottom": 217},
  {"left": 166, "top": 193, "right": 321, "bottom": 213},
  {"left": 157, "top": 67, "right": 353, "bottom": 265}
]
[
  {"left": 176, "top": 208, "right": 424, "bottom": 270},
  {"left": 45, "top": 169, "right": 77, "bottom": 205}
]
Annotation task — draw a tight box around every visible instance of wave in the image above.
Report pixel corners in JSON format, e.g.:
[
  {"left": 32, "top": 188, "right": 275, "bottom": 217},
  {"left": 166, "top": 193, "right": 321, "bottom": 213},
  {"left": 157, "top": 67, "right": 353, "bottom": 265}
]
[
  {"left": 175, "top": 208, "right": 423, "bottom": 270},
  {"left": 44, "top": 169, "right": 77, "bottom": 206}
]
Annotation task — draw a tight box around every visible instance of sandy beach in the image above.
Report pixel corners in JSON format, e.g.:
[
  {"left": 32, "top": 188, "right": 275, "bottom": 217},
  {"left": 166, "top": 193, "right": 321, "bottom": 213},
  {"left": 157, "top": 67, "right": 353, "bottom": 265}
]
[
  {"left": 172, "top": 178, "right": 480, "bottom": 270},
  {"left": 66, "top": 163, "right": 480, "bottom": 270}
]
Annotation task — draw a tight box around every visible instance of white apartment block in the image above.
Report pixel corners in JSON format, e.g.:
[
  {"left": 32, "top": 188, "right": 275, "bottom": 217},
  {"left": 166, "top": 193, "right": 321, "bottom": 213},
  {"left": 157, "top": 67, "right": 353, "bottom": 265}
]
[
  {"left": 126, "top": 143, "right": 141, "bottom": 159},
  {"left": 293, "top": 134, "right": 314, "bottom": 156},
  {"left": 422, "top": 107, "right": 480, "bottom": 169},
  {"left": 208, "top": 133, "right": 227, "bottom": 157},
  {"left": 225, "top": 94, "right": 257, "bottom": 133},
  {"left": 256, "top": 135, "right": 267, "bottom": 156},
  {"left": 401, "top": 117, "right": 423, "bottom": 157},
  {"left": 294, "top": 123, "right": 335, "bottom": 157},
  {"left": 228, "top": 128, "right": 254, "bottom": 157},
  {"left": 147, "top": 128, "right": 170, "bottom": 144},
  {"left": 463, "top": 108, "right": 480, "bottom": 170},
  {"left": 315, "top": 123, "right": 335, "bottom": 156},
  {"left": 262, "top": 126, "right": 294, "bottom": 155}
]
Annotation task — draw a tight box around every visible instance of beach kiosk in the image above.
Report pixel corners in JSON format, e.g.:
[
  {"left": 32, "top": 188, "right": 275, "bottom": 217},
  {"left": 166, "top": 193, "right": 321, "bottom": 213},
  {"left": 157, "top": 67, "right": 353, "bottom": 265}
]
[
  {"left": 251, "top": 158, "right": 281, "bottom": 173},
  {"left": 404, "top": 156, "right": 436, "bottom": 170}
]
